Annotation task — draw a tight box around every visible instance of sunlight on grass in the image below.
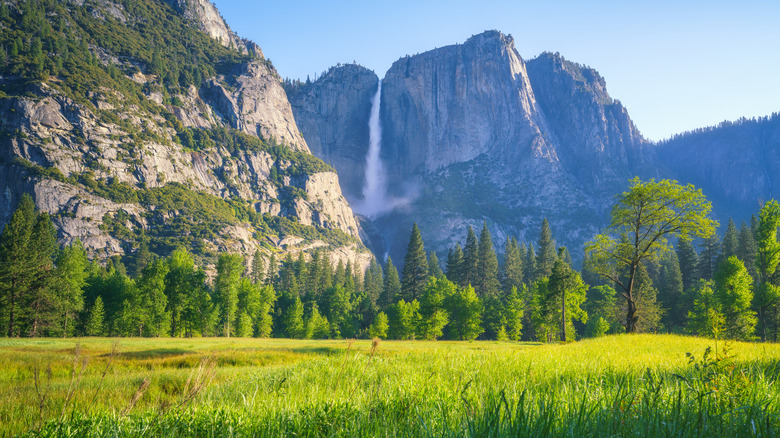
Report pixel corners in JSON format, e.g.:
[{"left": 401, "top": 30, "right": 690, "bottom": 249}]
[{"left": 1, "top": 335, "right": 778, "bottom": 437}]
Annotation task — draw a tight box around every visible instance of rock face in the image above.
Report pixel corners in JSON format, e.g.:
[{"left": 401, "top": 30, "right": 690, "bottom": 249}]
[
  {"left": 292, "top": 31, "right": 649, "bottom": 263},
  {"left": 0, "top": 0, "right": 369, "bottom": 269},
  {"left": 286, "top": 64, "right": 379, "bottom": 202},
  {"left": 203, "top": 61, "right": 310, "bottom": 151},
  {"left": 163, "top": 0, "right": 260, "bottom": 56}
]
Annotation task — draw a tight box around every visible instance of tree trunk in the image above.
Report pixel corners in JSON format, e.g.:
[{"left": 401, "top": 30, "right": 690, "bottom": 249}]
[
  {"left": 7, "top": 290, "right": 16, "bottom": 338},
  {"left": 561, "top": 291, "right": 567, "bottom": 342},
  {"left": 626, "top": 297, "right": 638, "bottom": 333}
]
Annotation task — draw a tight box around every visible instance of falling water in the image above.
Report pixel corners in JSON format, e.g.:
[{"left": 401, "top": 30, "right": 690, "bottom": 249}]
[
  {"left": 361, "top": 80, "right": 386, "bottom": 214},
  {"left": 355, "top": 80, "right": 419, "bottom": 220}
]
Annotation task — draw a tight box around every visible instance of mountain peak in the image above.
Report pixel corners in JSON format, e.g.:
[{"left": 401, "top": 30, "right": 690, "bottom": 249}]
[{"left": 163, "top": 0, "right": 257, "bottom": 55}]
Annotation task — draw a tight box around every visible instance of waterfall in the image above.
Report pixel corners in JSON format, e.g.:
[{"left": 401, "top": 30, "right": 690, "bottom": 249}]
[
  {"left": 355, "top": 79, "right": 418, "bottom": 219},
  {"left": 355, "top": 80, "right": 389, "bottom": 218}
]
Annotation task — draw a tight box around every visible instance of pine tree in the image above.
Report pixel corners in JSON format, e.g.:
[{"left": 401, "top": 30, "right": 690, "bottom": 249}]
[
  {"left": 714, "top": 256, "right": 757, "bottom": 340},
  {"left": 215, "top": 253, "right": 244, "bottom": 337},
  {"left": 84, "top": 296, "right": 105, "bottom": 336},
  {"left": 687, "top": 280, "right": 721, "bottom": 338},
  {"left": 54, "top": 240, "right": 88, "bottom": 337},
  {"left": 379, "top": 257, "right": 401, "bottom": 310},
  {"left": 698, "top": 235, "right": 721, "bottom": 281},
  {"left": 283, "top": 297, "right": 305, "bottom": 339},
  {"left": 736, "top": 222, "right": 758, "bottom": 280},
  {"left": 304, "top": 302, "right": 329, "bottom": 339},
  {"left": 676, "top": 237, "right": 699, "bottom": 294},
  {"left": 133, "top": 259, "right": 170, "bottom": 337},
  {"left": 535, "top": 218, "right": 557, "bottom": 281},
  {"left": 401, "top": 223, "right": 428, "bottom": 302},
  {"left": 417, "top": 277, "right": 452, "bottom": 340},
  {"left": 428, "top": 252, "right": 444, "bottom": 279},
  {"left": 364, "top": 258, "right": 383, "bottom": 305},
  {"left": 446, "top": 244, "right": 465, "bottom": 287},
  {"left": 475, "top": 223, "right": 501, "bottom": 297},
  {"left": 524, "top": 245, "right": 536, "bottom": 285},
  {"left": 545, "top": 253, "right": 588, "bottom": 341},
  {"left": 502, "top": 237, "right": 523, "bottom": 294},
  {"left": 657, "top": 250, "right": 685, "bottom": 331},
  {"left": 0, "top": 194, "right": 37, "bottom": 337},
  {"left": 445, "top": 285, "right": 483, "bottom": 340},
  {"left": 463, "top": 226, "right": 479, "bottom": 287},
  {"left": 251, "top": 249, "right": 265, "bottom": 284},
  {"left": 720, "top": 218, "right": 739, "bottom": 264},
  {"left": 25, "top": 212, "right": 57, "bottom": 337}
]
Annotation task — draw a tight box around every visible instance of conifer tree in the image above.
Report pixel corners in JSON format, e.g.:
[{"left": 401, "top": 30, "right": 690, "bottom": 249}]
[
  {"left": 714, "top": 256, "right": 757, "bottom": 340},
  {"left": 545, "top": 253, "right": 588, "bottom": 341},
  {"left": 0, "top": 194, "right": 38, "bottom": 337},
  {"left": 25, "top": 212, "right": 57, "bottom": 337},
  {"left": 445, "top": 285, "right": 483, "bottom": 340},
  {"left": 428, "top": 251, "right": 444, "bottom": 279},
  {"left": 401, "top": 223, "right": 428, "bottom": 302},
  {"left": 462, "top": 226, "right": 479, "bottom": 287},
  {"left": 737, "top": 222, "right": 758, "bottom": 280},
  {"left": 283, "top": 297, "right": 305, "bottom": 339},
  {"left": 687, "top": 280, "right": 721, "bottom": 337},
  {"left": 475, "top": 223, "right": 501, "bottom": 297},
  {"left": 502, "top": 237, "right": 524, "bottom": 294},
  {"left": 85, "top": 296, "right": 105, "bottom": 337},
  {"left": 676, "top": 237, "right": 699, "bottom": 294},
  {"left": 524, "top": 245, "right": 536, "bottom": 285},
  {"left": 365, "top": 258, "right": 384, "bottom": 303},
  {"left": 720, "top": 218, "right": 739, "bottom": 264},
  {"left": 698, "top": 235, "right": 721, "bottom": 281},
  {"left": 215, "top": 253, "right": 244, "bottom": 337},
  {"left": 132, "top": 259, "right": 170, "bottom": 337},
  {"left": 54, "top": 240, "right": 88, "bottom": 337},
  {"left": 657, "top": 249, "right": 685, "bottom": 330},
  {"left": 417, "top": 277, "right": 452, "bottom": 340},
  {"left": 251, "top": 249, "right": 265, "bottom": 284},
  {"left": 446, "top": 244, "right": 465, "bottom": 287},
  {"left": 379, "top": 257, "right": 401, "bottom": 310},
  {"left": 304, "top": 302, "right": 330, "bottom": 339},
  {"left": 755, "top": 200, "right": 780, "bottom": 341},
  {"left": 535, "top": 218, "right": 557, "bottom": 281}
]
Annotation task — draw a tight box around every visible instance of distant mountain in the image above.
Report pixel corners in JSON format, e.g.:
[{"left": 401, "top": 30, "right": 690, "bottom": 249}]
[
  {"left": 0, "top": 0, "right": 370, "bottom": 268},
  {"left": 288, "top": 31, "right": 654, "bottom": 263}
]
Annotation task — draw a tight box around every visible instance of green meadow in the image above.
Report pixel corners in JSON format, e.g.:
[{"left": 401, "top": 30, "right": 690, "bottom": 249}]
[{"left": 1, "top": 335, "right": 779, "bottom": 437}]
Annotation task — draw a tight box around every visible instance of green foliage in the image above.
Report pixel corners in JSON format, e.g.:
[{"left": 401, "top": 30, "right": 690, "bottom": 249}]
[
  {"left": 586, "top": 178, "right": 717, "bottom": 333},
  {"left": 756, "top": 200, "right": 780, "bottom": 341},
  {"left": 401, "top": 224, "right": 428, "bottom": 302},
  {"left": 215, "top": 253, "right": 244, "bottom": 337},
  {"left": 534, "top": 218, "right": 556, "bottom": 281},
  {"left": 713, "top": 256, "right": 757, "bottom": 340},
  {"left": 475, "top": 223, "right": 501, "bottom": 297},
  {"left": 389, "top": 299, "right": 421, "bottom": 340},
  {"left": 445, "top": 285, "right": 483, "bottom": 341},
  {"left": 84, "top": 295, "right": 105, "bottom": 336},
  {"left": 368, "top": 311, "right": 389, "bottom": 339}
]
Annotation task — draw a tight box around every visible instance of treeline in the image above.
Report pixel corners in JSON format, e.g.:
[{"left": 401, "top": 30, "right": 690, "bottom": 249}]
[{"left": 1, "top": 192, "right": 780, "bottom": 342}]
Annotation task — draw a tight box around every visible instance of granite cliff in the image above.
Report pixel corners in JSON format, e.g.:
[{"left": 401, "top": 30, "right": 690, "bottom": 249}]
[
  {"left": 289, "top": 31, "right": 650, "bottom": 263},
  {"left": 0, "top": 0, "right": 370, "bottom": 269}
]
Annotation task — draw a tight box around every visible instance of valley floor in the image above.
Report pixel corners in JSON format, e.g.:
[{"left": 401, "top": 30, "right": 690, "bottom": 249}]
[{"left": 1, "top": 335, "right": 778, "bottom": 437}]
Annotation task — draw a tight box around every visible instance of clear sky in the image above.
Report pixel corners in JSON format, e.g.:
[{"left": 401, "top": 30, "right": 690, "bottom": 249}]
[{"left": 213, "top": 0, "right": 780, "bottom": 142}]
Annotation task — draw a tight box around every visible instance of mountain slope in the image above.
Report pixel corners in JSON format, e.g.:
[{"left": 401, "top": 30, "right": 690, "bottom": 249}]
[
  {"left": 289, "top": 31, "right": 650, "bottom": 263},
  {"left": 0, "top": 0, "right": 369, "bottom": 267}
]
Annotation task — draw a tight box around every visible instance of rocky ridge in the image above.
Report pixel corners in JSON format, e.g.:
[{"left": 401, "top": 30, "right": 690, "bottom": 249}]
[
  {"left": 0, "top": 0, "right": 371, "bottom": 269},
  {"left": 290, "top": 31, "right": 649, "bottom": 263}
]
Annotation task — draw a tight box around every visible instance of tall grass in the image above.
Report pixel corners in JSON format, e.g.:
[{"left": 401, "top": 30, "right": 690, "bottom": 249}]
[{"left": 2, "top": 335, "right": 778, "bottom": 437}]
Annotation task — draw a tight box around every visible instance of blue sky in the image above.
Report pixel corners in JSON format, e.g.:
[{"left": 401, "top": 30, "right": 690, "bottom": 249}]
[{"left": 213, "top": 0, "right": 780, "bottom": 142}]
